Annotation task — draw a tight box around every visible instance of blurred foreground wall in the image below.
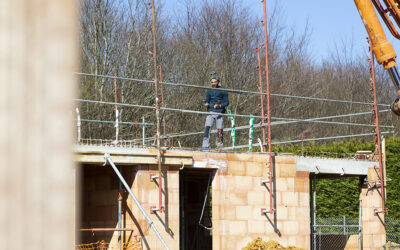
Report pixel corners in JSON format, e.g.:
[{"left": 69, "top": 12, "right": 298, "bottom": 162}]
[{"left": 0, "top": 1, "right": 78, "bottom": 249}]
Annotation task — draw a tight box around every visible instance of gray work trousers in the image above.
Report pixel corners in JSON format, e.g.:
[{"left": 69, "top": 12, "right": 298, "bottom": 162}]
[{"left": 202, "top": 112, "right": 224, "bottom": 148}]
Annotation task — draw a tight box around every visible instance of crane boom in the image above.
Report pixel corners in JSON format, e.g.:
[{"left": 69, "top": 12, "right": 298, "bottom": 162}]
[{"left": 354, "top": 0, "right": 400, "bottom": 115}]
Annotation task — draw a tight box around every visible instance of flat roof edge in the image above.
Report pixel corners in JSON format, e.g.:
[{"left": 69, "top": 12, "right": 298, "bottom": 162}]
[{"left": 296, "top": 156, "right": 376, "bottom": 176}]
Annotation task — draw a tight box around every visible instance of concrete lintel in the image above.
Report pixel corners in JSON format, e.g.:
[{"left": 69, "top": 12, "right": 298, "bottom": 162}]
[
  {"left": 74, "top": 145, "right": 193, "bottom": 166},
  {"left": 296, "top": 156, "right": 376, "bottom": 176}
]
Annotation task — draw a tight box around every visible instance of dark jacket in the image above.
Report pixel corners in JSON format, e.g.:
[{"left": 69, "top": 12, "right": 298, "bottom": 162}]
[{"left": 205, "top": 85, "right": 229, "bottom": 113}]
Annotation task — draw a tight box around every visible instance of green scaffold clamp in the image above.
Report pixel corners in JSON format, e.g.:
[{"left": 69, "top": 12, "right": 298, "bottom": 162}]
[
  {"left": 227, "top": 110, "right": 235, "bottom": 150},
  {"left": 248, "top": 115, "right": 254, "bottom": 152}
]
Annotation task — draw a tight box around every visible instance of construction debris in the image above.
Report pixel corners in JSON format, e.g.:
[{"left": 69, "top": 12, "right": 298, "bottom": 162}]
[{"left": 242, "top": 237, "right": 306, "bottom": 250}]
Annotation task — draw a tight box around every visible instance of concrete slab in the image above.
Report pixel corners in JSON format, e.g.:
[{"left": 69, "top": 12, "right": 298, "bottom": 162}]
[
  {"left": 296, "top": 156, "right": 376, "bottom": 176},
  {"left": 74, "top": 145, "right": 193, "bottom": 166}
]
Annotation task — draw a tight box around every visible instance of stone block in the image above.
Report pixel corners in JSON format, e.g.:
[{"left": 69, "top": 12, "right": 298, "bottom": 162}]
[
  {"left": 287, "top": 207, "right": 297, "bottom": 220},
  {"left": 212, "top": 220, "right": 227, "bottom": 236},
  {"left": 296, "top": 171, "right": 309, "bottom": 178},
  {"left": 227, "top": 161, "right": 246, "bottom": 176},
  {"left": 296, "top": 235, "right": 307, "bottom": 249},
  {"left": 192, "top": 152, "right": 208, "bottom": 162},
  {"left": 213, "top": 235, "right": 220, "bottom": 250},
  {"left": 166, "top": 205, "right": 179, "bottom": 220},
  {"left": 221, "top": 205, "right": 236, "bottom": 220},
  {"left": 207, "top": 152, "right": 228, "bottom": 161},
  {"left": 283, "top": 221, "right": 299, "bottom": 235},
  {"left": 287, "top": 236, "right": 297, "bottom": 247},
  {"left": 287, "top": 178, "right": 295, "bottom": 192},
  {"left": 251, "top": 206, "right": 266, "bottom": 220},
  {"left": 265, "top": 222, "right": 276, "bottom": 234},
  {"left": 372, "top": 234, "right": 386, "bottom": 248},
  {"left": 228, "top": 191, "right": 248, "bottom": 205},
  {"left": 236, "top": 206, "right": 252, "bottom": 220},
  {"left": 217, "top": 175, "right": 234, "bottom": 191},
  {"left": 365, "top": 221, "right": 380, "bottom": 235},
  {"left": 299, "top": 192, "right": 309, "bottom": 207},
  {"left": 368, "top": 167, "right": 380, "bottom": 182},
  {"left": 229, "top": 221, "right": 247, "bottom": 235},
  {"left": 234, "top": 176, "right": 253, "bottom": 190},
  {"left": 212, "top": 174, "right": 220, "bottom": 190},
  {"left": 282, "top": 192, "right": 299, "bottom": 207},
  {"left": 247, "top": 191, "right": 265, "bottom": 205},
  {"left": 296, "top": 207, "right": 310, "bottom": 222},
  {"left": 276, "top": 164, "right": 296, "bottom": 178},
  {"left": 275, "top": 178, "right": 288, "bottom": 192},
  {"left": 148, "top": 189, "right": 160, "bottom": 204},
  {"left": 166, "top": 174, "right": 179, "bottom": 189},
  {"left": 275, "top": 156, "right": 296, "bottom": 164},
  {"left": 295, "top": 178, "right": 308, "bottom": 192},
  {"left": 248, "top": 220, "right": 265, "bottom": 234},
  {"left": 369, "top": 191, "right": 383, "bottom": 208},
  {"left": 237, "top": 236, "right": 253, "bottom": 250},
  {"left": 227, "top": 153, "right": 252, "bottom": 162},
  {"left": 225, "top": 236, "right": 240, "bottom": 250},
  {"left": 245, "top": 161, "right": 264, "bottom": 177},
  {"left": 212, "top": 205, "right": 220, "bottom": 220},
  {"left": 276, "top": 206, "right": 288, "bottom": 220},
  {"left": 363, "top": 234, "right": 372, "bottom": 248},
  {"left": 168, "top": 189, "right": 179, "bottom": 205},
  {"left": 212, "top": 189, "right": 222, "bottom": 205},
  {"left": 275, "top": 191, "right": 282, "bottom": 206},
  {"left": 345, "top": 235, "right": 359, "bottom": 249}
]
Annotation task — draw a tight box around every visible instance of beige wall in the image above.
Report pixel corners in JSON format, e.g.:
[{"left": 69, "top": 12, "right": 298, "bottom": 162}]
[
  {"left": 0, "top": 1, "right": 78, "bottom": 249},
  {"left": 201, "top": 153, "right": 310, "bottom": 249},
  {"left": 78, "top": 150, "right": 386, "bottom": 250},
  {"left": 361, "top": 168, "right": 386, "bottom": 250}
]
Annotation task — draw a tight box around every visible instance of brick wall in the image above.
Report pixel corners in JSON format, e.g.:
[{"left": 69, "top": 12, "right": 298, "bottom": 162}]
[
  {"left": 79, "top": 150, "right": 385, "bottom": 250},
  {"left": 361, "top": 168, "right": 386, "bottom": 250},
  {"left": 198, "top": 153, "right": 310, "bottom": 249}
]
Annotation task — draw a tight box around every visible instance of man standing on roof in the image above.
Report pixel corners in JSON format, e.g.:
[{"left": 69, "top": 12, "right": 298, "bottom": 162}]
[{"left": 202, "top": 72, "right": 229, "bottom": 148}]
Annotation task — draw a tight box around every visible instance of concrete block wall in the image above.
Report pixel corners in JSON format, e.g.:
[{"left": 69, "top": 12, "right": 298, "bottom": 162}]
[
  {"left": 124, "top": 165, "right": 180, "bottom": 250},
  {"left": 79, "top": 150, "right": 386, "bottom": 250},
  {"left": 361, "top": 168, "right": 386, "bottom": 250},
  {"left": 194, "top": 153, "right": 310, "bottom": 249}
]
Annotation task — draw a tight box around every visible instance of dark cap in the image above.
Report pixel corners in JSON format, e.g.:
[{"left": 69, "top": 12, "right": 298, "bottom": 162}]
[{"left": 209, "top": 71, "right": 220, "bottom": 82}]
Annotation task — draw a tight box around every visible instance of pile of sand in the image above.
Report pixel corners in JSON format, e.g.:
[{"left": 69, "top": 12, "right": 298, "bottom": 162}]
[
  {"left": 242, "top": 237, "right": 306, "bottom": 250},
  {"left": 384, "top": 241, "right": 400, "bottom": 248}
]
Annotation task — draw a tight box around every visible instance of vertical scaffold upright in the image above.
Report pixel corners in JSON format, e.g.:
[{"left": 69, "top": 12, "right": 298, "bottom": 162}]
[
  {"left": 262, "top": 0, "right": 274, "bottom": 215},
  {"left": 150, "top": 0, "right": 163, "bottom": 213},
  {"left": 256, "top": 46, "right": 266, "bottom": 152},
  {"left": 368, "top": 38, "right": 386, "bottom": 216}
]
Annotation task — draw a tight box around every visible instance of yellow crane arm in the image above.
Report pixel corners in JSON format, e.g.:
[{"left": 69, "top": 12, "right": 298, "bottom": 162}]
[{"left": 354, "top": 0, "right": 400, "bottom": 115}]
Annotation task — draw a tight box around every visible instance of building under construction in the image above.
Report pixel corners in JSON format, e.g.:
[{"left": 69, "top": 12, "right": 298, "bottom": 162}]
[{"left": 1, "top": 0, "right": 394, "bottom": 250}]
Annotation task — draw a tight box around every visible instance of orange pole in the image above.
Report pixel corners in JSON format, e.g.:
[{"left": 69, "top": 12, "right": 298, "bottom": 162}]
[
  {"left": 113, "top": 73, "right": 117, "bottom": 110},
  {"left": 262, "top": 0, "right": 274, "bottom": 215},
  {"left": 159, "top": 65, "right": 166, "bottom": 144},
  {"left": 256, "top": 46, "right": 266, "bottom": 152},
  {"left": 368, "top": 38, "right": 386, "bottom": 215}
]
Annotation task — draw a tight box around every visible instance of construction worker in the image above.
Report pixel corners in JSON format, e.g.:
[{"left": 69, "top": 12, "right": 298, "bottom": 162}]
[{"left": 202, "top": 72, "right": 229, "bottom": 148}]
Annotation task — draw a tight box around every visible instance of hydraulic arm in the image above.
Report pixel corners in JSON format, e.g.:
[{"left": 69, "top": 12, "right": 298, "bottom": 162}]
[{"left": 354, "top": 0, "right": 400, "bottom": 115}]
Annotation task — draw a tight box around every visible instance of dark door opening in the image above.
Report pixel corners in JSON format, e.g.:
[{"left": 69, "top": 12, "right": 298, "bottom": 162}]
[{"left": 179, "top": 169, "right": 214, "bottom": 250}]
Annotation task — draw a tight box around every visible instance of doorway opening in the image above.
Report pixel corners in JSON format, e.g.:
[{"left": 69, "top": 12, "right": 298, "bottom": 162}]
[{"left": 179, "top": 168, "right": 214, "bottom": 250}]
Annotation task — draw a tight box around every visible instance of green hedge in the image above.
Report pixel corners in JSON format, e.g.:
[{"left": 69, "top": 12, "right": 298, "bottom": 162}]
[{"left": 259, "top": 137, "right": 400, "bottom": 218}]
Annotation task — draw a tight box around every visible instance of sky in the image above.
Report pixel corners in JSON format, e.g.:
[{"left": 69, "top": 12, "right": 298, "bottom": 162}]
[{"left": 163, "top": 0, "right": 400, "bottom": 64}]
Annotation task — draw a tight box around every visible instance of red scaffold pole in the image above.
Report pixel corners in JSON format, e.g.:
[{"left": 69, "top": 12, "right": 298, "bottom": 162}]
[
  {"left": 256, "top": 46, "right": 267, "bottom": 152},
  {"left": 368, "top": 38, "right": 386, "bottom": 216},
  {"left": 262, "top": 0, "right": 274, "bottom": 215},
  {"left": 159, "top": 65, "right": 166, "bottom": 144}
]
